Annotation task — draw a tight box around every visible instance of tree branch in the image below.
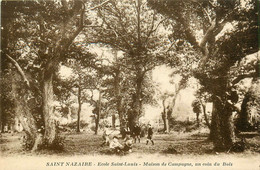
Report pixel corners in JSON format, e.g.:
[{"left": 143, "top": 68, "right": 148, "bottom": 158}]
[
  {"left": 145, "top": 17, "right": 166, "bottom": 45},
  {"left": 65, "top": 0, "right": 112, "bottom": 49},
  {"left": 97, "top": 9, "right": 133, "bottom": 51},
  {"left": 86, "top": 0, "right": 111, "bottom": 11},
  {"left": 5, "top": 53, "right": 30, "bottom": 87},
  {"left": 65, "top": 1, "right": 85, "bottom": 49},
  {"left": 87, "top": 40, "right": 128, "bottom": 52},
  {"left": 203, "top": 8, "right": 212, "bottom": 23},
  {"left": 232, "top": 72, "right": 256, "bottom": 85},
  {"left": 108, "top": 2, "right": 138, "bottom": 43},
  {"left": 199, "top": 20, "right": 216, "bottom": 50},
  {"left": 175, "top": 16, "right": 200, "bottom": 49},
  {"left": 136, "top": 0, "right": 141, "bottom": 46}
]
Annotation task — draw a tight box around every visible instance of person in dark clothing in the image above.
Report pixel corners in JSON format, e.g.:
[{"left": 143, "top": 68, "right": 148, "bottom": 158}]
[
  {"left": 132, "top": 124, "right": 141, "bottom": 143},
  {"left": 146, "top": 124, "right": 154, "bottom": 145}
]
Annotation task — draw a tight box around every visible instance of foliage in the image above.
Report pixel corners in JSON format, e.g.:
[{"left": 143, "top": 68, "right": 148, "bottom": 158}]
[
  {"left": 0, "top": 71, "right": 16, "bottom": 129},
  {"left": 84, "top": 0, "right": 175, "bottom": 122},
  {"left": 149, "top": 0, "right": 258, "bottom": 151},
  {"left": 149, "top": 0, "right": 258, "bottom": 90}
]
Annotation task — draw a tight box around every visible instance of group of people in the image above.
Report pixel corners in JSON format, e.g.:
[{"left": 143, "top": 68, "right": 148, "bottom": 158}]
[{"left": 101, "top": 124, "right": 154, "bottom": 154}]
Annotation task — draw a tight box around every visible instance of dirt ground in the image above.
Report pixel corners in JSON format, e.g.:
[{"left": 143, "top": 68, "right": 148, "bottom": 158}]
[
  {"left": 0, "top": 132, "right": 260, "bottom": 170},
  {"left": 63, "top": 131, "right": 215, "bottom": 155}
]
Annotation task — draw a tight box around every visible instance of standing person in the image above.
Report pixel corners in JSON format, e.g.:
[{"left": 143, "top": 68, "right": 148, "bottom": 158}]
[
  {"left": 146, "top": 124, "right": 154, "bottom": 145},
  {"left": 133, "top": 124, "right": 141, "bottom": 143}
]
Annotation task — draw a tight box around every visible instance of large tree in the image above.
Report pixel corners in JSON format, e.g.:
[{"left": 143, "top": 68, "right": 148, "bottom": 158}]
[
  {"left": 1, "top": 0, "right": 110, "bottom": 150},
  {"left": 85, "top": 0, "right": 172, "bottom": 129},
  {"left": 149, "top": 0, "right": 258, "bottom": 151}
]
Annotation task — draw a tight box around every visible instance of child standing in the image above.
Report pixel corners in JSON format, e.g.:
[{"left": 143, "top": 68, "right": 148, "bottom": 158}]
[
  {"left": 133, "top": 124, "right": 141, "bottom": 143},
  {"left": 146, "top": 124, "right": 154, "bottom": 145}
]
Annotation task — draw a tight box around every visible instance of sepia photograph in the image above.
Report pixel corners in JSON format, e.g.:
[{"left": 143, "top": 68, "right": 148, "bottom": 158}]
[{"left": 0, "top": 0, "right": 259, "bottom": 170}]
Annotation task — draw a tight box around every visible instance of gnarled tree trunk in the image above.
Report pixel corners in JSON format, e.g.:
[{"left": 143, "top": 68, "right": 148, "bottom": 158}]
[
  {"left": 114, "top": 68, "right": 125, "bottom": 133},
  {"left": 162, "top": 99, "right": 167, "bottom": 132},
  {"left": 211, "top": 97, "right": 236, "bottom": 151},
  {"left": 95, "top": 90, "right": 101, "bottom": 135},
  {"left": 196, "top": 112, "right": 200, "bottom": 127},
  {"left": 236, "top": 92, "right": 251, "bottom": 131},
  {"left": 201, "top": 102, "right": 211, "bottom": 129},
  {"left": 77, "top": 85, "right": 82, "bottom": 133},
  {"left": 112, "top": 114, "right": 116, "bottom": 129},
  {"left": 42, "top": 62, "right": 57, "bottom": 146},
  {"left": 11, "top": 72, "right": 41, "bottom": 150},
  {"left": 130, "top": 73, "right": 143, "bottom": 131}
]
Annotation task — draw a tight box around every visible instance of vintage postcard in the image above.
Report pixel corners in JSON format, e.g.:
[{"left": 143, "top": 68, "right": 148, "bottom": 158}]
[{"left": 0, "top": 0, "right": 259, "bottom": 170}]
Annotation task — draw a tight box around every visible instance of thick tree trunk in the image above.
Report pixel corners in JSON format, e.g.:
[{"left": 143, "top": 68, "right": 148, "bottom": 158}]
[
  {"left": 131, "top": 74, "right": 143, "bottom": 130},
  {"left": 162, "top": 99, "right": 167, "bottom": 132},
  {"left": 135, "top": 80, "right": 142, "bottom": 116},
  {"left": 162, "top": 112, "right": 166, "bottom": 131},
  {"left": 236, "top": 92, "right": 250, "bottom": 131},
  {"left": 196, "top": 112, "right": 200, "bottom": 127},
  {"left": 32, "top": 133, "right": 44, "bottom": 151},
  {"left": 95, "top": 111, "right": 100, "bottom": 135},
  {"left": 11, "top": 71, "right": 42, "bottom": 150},
  {"left": 16, "top": 99, "right": 39, "bottom": 149},
  {"left": 77, "top": 86, "right": 81, "bottom": 133},
  {"left": 11, "top": 76, "right": 41, "bottom": 150},
  {"left": 95, "top": 90, "right": 101, "bottom": 135},
  {"left": 211, "top": 98, "right": 236, "bottom": 151},
  {"left": 42, "top": 70, "right": 57, "bottom": 146},
  {"left": 166, "top": 108, "right": 171, "bottom": 133},
  {"left": 114, "top": 69, "right": 125, "bottom": 133},
  {"left": 165, "top": 113, "right": 170, "bottom": 133},
  {"left": 209, "top": 102, "right": 217, "bottom": 140},
  {"left": 201, "top": 103, "right": 211, "bottom": 129},
  {"left": 165, "top": 89, "right": 180, "bottom": 132},
  {"left": 112, "top": 114, "right": 116, "bottom": 129},
  {"left": 118, "top": 110, "right": 126, "bottom": 134},
  {"left": 117, "top": 101, "right": 126, "bottom": 134},
  {"left": 162, "top": 98, "right": 171, "bottom": 133}
]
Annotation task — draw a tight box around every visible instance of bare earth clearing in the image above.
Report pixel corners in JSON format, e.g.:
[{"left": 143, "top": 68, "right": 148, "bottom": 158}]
[{"left": 0, "top": 132, "right": 260, "bottom": 170}]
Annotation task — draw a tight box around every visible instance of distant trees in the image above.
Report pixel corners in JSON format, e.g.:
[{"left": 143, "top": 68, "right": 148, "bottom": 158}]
[
  {"left": 85, "top": 49, "right": 133, "bottom": 133},
  {"left": 194, "top": 88, "right": 212, "bottom": 130},
  {"left": 161, "top": 93, "right": 171, "bottom": 133},
  {"left": 81, "top": 47, "right": 158, "bottom": 133},
  {"left": 55, "top": 62, "right": 96, "bottom": 132}
]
